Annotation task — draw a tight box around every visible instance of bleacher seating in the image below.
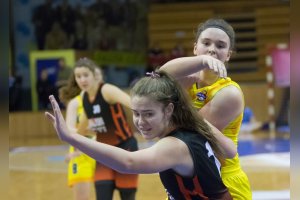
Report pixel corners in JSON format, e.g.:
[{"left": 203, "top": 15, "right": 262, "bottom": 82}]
[{"left": 148, "top": 1, "right": 289, "bottom": 82}]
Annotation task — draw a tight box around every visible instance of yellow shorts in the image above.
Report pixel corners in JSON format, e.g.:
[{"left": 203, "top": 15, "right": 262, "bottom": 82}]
[
  {"left": 67, "top": 146, "right": 96, "bottom": 187},
  {"left": 222, "top": 170, "right": 252, "bottom": 200}
]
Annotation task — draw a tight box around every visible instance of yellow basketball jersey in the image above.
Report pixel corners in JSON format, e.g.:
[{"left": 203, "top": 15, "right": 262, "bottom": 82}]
[
  {"left": 68, "top": 95, "right": 96, "bottom": 187},
  {"left": 188, "top": 78, "right": 244, "bottom": 175}
]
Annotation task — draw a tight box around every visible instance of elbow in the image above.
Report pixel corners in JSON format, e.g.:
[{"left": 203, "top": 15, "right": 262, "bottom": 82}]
[
  {"left": 114, "top": 157, "right": 136, "bottom": 174},
  {"left": 223, "top": 136, "right": 237, "bottom": 159},
  {"left": 225, "top": 147, "right": 237, "bottom": 159}
]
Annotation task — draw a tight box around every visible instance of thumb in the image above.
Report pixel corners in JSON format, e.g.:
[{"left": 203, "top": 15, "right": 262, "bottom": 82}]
[{"left": 45, "top": 112, "right": 55, "bottom": 124}]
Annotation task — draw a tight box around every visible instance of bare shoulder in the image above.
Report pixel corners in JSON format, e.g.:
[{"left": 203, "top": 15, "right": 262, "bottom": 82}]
[
  {"left": 215, "top": 85, "right": 243, "bottom": 104},
  {"left": 209, "top": 85, "right": 244, "bottom": 116},
  {"left": 101, "top": 83, "right": 125, "bottom": 95},
  {"left": 101, "top": 83, "right": 130, "bottom": 106},
  {"left": 102, "top": 83, "right": 115, "bottom": 89},
  {"left": 157, "top": 136, "right": 189, "bottom": 153},
  {"left": 157, "top": 136, "right": 194, "bottom": 176}
]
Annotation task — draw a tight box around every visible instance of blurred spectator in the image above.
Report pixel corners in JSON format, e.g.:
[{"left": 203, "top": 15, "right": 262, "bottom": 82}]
[
  {"left": 56, "top": 57, "right": 73, "bottom": 89},
  {"left": 170, "top": 42, "right": 186, "bottom": 59},
  {"left": 71, "top": 19, "right": 88, "bottom": 50},
  {"left": 100, "top": 31, "right": 117, "bottom": 50},
  {"left": 36, "top": 69, "right": 56, "bottom": 110},
  {"left": 88, "top": 0, "right": 110, "bottom": 22},
  {"left": 45, "top": 22, "right": 69, "bottom": 49},
  {"left": 31, "top": 0, "right": 56, "bottom": 50},
  {"left": 106, "top": 1, "right": 125, "bottom": 50},
  {"left": 148, "top": 41, "right": 164, "bottom": 56},
  {"left": 55, "top": 0, "right": 75, "bottom": 38},
  {"left": 9, "top": 72, "right": 22, "bottom": 111},
  {"left": 86, "top": 19, "right": 107, "bottom": 50},
  {"left": 133, "top": 0, "right": 148, "bottom": 51},
  {"left": 73, "top": 2, "right": 88, "bottom": 26},
  {"left": 147, "top": 42, "right": 167, "bottom": 72},
  {"left": 123, "top": 0, "right": 138, "bottom": 49}
]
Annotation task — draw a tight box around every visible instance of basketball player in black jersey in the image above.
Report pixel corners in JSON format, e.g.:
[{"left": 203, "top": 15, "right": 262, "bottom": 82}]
[
  {"left": 62, "top": 58, "right": 138, "bottom": 200},
  {"left": 46, "top": 70, "right": 235, "bottom": 200}
]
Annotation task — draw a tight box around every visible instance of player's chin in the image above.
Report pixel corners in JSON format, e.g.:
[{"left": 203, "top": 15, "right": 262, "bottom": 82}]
[{"left": 140, "top": 130, "right": 154, "bottom": 139}]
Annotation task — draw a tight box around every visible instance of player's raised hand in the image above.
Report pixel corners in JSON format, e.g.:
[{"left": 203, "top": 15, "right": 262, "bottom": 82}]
[
  {"left": 45, "top": 95, "right": 71, "bottom": 142},
  {"left": 199, "top": 55, "right": 227, "bottom": 78}
]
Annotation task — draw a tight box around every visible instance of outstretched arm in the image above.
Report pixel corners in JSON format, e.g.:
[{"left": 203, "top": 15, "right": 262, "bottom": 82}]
[
  {"left": 159, "top": 55, "right": 227, "bottom": 79},
  {"left": 45, "top": 95, "right": 192, "bottom": 175}
]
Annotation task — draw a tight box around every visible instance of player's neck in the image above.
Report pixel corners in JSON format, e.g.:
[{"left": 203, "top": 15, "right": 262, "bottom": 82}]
[{"left": 87, "top": 84, "right": 99, "bottom": 102}]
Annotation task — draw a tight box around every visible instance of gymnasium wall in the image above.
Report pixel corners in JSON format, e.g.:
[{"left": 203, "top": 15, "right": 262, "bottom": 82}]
[
  {"left": 148, "top": 1, "right": 289, "bottom": 82},
  {"left": 9, "top": 83, "right": 285, "bottom": 147},
  {"left": 10, "top": 0, "right": 289, "bottom": 147}
]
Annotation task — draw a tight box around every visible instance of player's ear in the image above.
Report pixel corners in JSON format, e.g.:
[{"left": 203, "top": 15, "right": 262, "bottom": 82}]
[
  {"left": 225, "top": 50, "right": 232, "bottom": 62},
  {"left": 164, "top": 103, "right": 174, "bottom": 119},
  {"left": 193, "top": 42, "right": 198, "bottom": 55}
]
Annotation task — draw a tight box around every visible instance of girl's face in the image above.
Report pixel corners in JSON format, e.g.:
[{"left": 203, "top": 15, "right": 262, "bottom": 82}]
[
  {"left": 74, "top": 66, "right": 96, "bottom": 91},
  {"left": 131, "top": 96, "right": 174, "bottom": 140},
  {"left": 194, "top": 28, "right": 232, "bottom": 63}
]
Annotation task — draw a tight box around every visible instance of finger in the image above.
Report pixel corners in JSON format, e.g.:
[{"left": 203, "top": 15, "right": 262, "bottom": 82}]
[
  {"left": 209, "top": 59, "right": 214, "bottom": 71},
  {"left": 49, "top": 95, "right": 56, "bottom": 108},
  {"left": 45, "top": 112, "right": 55, "bottom": 123},
  {"left": 218, "top": 62, "right": 224, "bottom": 78},
  {"left": 215, "top": 61, "right": 220, "bottom": 74},
  {"left": 220, "top": 62, "right": 227, "bottom": 78},
  {"left": 49, "top": 96, "right": 62, "bottom": 128},
  {"left": 217, "top": 62, "right": 225, "bottom": 78},
  {"left": 50, "top": 95, "right": 60, "bottom": 111},
  {"left": 211, "top": 60, "right": 218, "bottom": 74},
  {"left": 223, "top": 65, "right": 227, "bottom": 78},
  {"left": 49, "top": 95, "right": 62, "bottom": 120}
]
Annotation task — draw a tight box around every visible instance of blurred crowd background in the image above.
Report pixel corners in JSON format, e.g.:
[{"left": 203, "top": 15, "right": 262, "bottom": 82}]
[{"left": 9, "top": 0, "right": 289, "bottom": 132}]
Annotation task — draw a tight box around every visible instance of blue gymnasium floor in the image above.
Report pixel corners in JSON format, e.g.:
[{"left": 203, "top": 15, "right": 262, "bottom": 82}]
[{"left": 238, "top": 138, "right": 290, "bottom": 156}]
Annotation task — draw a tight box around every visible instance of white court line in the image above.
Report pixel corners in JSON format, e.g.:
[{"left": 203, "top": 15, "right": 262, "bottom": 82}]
[
  {"left": 9, "top": 166, "right": 66, "bottom": 173},
  {"left": 252, "top": 190, "right": 290, "bottom": 200},
  {"left": 240, "top": 152, "right": 290, "bottom": 169},
  {"left": 10, "top": 145, "right": 68, "bottom": 154}
]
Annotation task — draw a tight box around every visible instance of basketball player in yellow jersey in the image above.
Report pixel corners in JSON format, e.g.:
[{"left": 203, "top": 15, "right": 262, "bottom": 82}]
[
  {"left": 65, "top": 94, "right": 96, "bottom": 200},
  {"left": 160, "top": 18, "right": 252, "bottom": 199},
  {"left": 59, "top": 68, "right": 102, "bottom": 200}
]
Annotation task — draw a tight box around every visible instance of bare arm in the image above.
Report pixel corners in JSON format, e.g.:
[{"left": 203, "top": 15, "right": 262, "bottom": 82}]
[
  {"left": 160, "top": 56, "right": 236, "bottom": 157},
  {"left": 65, "top": 98, "right": 79, "bottom": 132},
  {"left": 76, "top": 112, "right": 97, "bottom": 137},
  {"left": 101, "top": 83, "right": 131, "bottom": 108},
  {"left": 45, "top": 95, "right": 193, "bottom": 175},
  {"left": 66, "top": 98, "right": 95, "bottom": 136},
  {"left": 159, "top": 55, "right": 227, "bottom": 79},
  {"left": 204, "top": 119, "right": 237, "bottom": 158},
  {"left": 200, "top": 86, "right": 244, "bottom": 157}
]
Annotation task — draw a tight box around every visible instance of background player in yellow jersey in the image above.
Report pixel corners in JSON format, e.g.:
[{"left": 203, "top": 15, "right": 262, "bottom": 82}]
[
  {"left": 160, "top": 18, "right": 252, "bottom": 199},
  {"left": 59, "top": 67, "right": 102, "bottom": 200}
]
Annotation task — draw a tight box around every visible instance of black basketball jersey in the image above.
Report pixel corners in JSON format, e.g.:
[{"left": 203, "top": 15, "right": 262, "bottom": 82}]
[
  {"left": 82, "top": 83, "right": 133, "bottom": 145},
  {"left": 159, "top": 129, "right": 232, "bottom": 200}
]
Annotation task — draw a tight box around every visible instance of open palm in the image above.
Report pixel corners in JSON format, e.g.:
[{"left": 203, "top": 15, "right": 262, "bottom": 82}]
[{"left": 45, "top": 95, "right": 71, "bottom": 142}]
